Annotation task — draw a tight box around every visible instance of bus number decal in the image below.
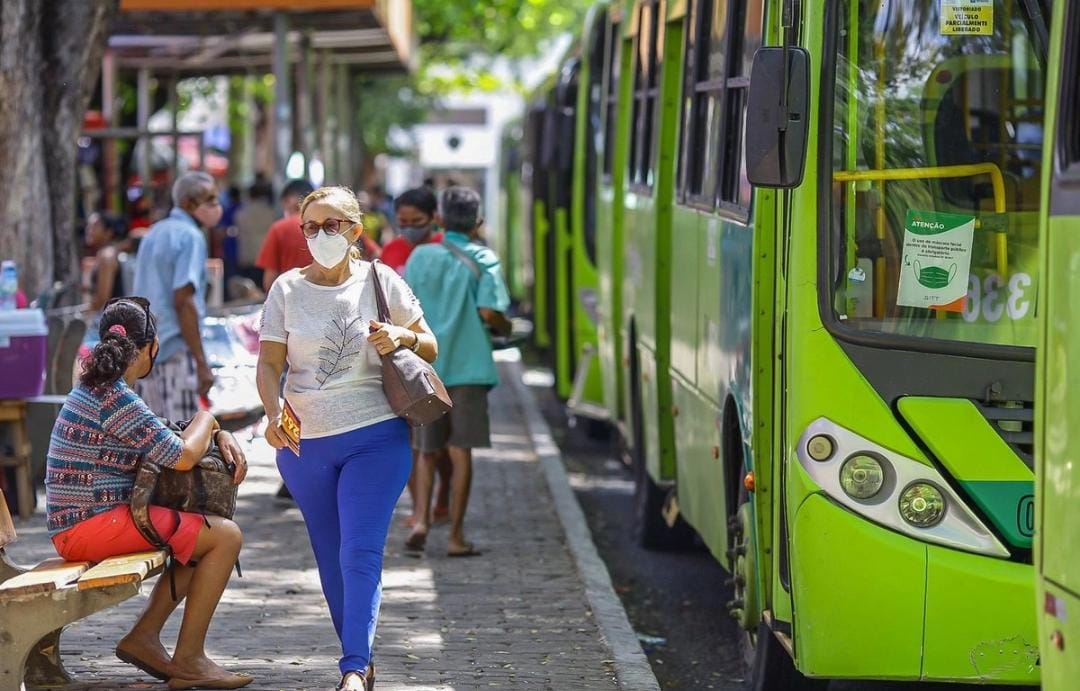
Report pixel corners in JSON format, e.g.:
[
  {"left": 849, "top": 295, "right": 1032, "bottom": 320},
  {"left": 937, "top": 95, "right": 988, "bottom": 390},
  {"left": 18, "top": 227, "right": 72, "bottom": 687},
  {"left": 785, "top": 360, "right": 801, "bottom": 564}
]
[
  {"left": 1017, "top": 494, "right": 1035, "bottom": 539},
  {"left": 962, "top": 272, "right": 1032, "bottom": 323}
]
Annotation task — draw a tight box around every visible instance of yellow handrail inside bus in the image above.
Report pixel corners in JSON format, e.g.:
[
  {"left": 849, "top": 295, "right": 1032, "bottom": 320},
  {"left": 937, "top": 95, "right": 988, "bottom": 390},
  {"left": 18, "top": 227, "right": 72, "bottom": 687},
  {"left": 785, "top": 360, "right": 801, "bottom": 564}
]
[{"left": 833, "top": 163, "right": 1009, "bottom": 284}]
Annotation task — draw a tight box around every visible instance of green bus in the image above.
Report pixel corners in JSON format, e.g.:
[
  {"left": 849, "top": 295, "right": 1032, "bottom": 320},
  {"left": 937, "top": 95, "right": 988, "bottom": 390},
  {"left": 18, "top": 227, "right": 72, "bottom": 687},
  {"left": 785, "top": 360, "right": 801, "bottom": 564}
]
[
  {"left": 511, "top": 0, "right": 1052, "bottom": 684},
  {"left": 1035, "top": 1, "right": 1079, "bottom": 688}
]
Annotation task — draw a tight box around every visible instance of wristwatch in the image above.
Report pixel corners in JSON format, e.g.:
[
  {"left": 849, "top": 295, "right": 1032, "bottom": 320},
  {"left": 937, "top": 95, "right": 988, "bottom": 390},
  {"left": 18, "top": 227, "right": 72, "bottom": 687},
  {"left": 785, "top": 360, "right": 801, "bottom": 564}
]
[{"left": 410, "top": 332, "right": 422, "bottom": 353}]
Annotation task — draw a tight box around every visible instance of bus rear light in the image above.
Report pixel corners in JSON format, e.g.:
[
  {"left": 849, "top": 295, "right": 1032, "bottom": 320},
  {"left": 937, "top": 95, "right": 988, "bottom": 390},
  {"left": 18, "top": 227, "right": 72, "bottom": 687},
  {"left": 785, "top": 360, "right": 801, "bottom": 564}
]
[
  {"left": 796, "top": 418, "right": 1009, "bottom": 558},
  {"left": 840, "top": 455, "right": 884, "bottom": 499}
]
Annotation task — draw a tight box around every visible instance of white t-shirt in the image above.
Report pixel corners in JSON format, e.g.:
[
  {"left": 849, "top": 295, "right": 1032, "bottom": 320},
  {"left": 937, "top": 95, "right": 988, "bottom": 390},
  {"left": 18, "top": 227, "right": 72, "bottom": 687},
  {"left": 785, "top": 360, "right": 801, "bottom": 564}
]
[{"left": 259, "top": 260, "right": 424, "bottom": 438}]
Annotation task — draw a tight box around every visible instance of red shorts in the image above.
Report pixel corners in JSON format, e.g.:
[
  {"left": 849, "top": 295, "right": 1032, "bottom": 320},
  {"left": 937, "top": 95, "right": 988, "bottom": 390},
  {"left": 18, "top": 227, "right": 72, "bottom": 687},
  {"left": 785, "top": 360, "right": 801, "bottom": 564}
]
[{"left": 52, "top": 505, "right": 204, "bottom": 566}]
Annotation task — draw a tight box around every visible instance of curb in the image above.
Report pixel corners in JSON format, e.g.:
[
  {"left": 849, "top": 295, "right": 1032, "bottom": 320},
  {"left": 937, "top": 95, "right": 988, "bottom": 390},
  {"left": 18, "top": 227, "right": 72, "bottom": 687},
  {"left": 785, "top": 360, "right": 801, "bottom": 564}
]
[{"left": 505, "top": 358, "right": 662, "bottom": 691}]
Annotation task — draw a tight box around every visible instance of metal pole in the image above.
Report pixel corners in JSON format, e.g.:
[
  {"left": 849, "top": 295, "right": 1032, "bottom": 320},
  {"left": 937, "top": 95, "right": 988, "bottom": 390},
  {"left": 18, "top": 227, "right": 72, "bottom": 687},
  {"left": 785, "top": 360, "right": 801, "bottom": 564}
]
[
  {"left": 102, "top": 49, "right": 118, "bottom": 213},
  {"left": 335, "top": 64, "right": 352, "bottom": 188},
  {"left": 241, "top": 76, "right": 256, "bottom": 185},
  {"left": 317, "top": 51, "right": 331, "bottom": 183},
  {"left": 272, "top": 12, "right": 292, "bottom": 196},
  {"left": 297, "top": 32, "right": 315, "bottom": 180},
  {"left": 136, "top": 68, "right": 152, "bottom": 197},
  {"left": 169, "top": 74, "right": 180, "bottom": 189}
]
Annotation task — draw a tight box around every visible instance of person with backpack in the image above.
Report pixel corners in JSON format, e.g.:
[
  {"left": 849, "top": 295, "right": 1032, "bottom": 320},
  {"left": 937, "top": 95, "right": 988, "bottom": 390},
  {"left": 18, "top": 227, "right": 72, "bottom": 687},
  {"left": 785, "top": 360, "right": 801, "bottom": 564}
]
[{"left": 403, "top": 187, "right": 511, "bottom": 557}]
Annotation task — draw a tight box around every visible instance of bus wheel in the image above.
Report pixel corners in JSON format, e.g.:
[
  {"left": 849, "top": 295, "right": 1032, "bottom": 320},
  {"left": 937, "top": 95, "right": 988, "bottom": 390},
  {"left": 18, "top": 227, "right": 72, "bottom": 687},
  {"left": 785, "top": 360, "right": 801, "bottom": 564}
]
[
  {"left": 628, "top": 335, "right": 694, "bottom": 550},
  {"left": 744, "top": 620, "right": 826, "bottom": 691}
]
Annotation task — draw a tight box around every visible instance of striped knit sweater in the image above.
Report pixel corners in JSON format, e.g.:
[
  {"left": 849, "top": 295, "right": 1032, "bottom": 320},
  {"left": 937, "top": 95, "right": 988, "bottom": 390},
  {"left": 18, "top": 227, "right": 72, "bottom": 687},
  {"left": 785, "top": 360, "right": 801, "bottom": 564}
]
[{"left": 45, "top": 380, "right": 184, "bottom": 536}]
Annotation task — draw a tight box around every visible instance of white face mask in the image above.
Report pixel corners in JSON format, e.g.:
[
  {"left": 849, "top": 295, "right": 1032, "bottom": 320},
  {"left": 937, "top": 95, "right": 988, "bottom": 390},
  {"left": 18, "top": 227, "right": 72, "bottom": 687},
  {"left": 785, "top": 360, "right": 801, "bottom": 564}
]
[{"left": 307, "top": 230, "right": 352, "bottom": 268}]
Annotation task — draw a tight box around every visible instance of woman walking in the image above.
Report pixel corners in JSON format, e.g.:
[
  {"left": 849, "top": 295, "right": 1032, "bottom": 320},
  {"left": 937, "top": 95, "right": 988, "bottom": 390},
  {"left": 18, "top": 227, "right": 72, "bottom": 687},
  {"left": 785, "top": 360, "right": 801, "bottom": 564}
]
[
  {"left": 256, "top": 186, "right": 438, "bottom": 691},
  {"left": 46, "top": 298, "right": 252, "bottom": 689}
]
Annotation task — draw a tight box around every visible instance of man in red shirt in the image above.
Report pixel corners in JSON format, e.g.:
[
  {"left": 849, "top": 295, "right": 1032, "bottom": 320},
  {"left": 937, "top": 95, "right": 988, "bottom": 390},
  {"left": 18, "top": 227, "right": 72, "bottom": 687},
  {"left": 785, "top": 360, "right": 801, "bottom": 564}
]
[
  {"left": 381, "top": 187, "right": 443, "bottom": 275},
  {"left": 256, "top": 179, "right": 315, "bottom": 292}
]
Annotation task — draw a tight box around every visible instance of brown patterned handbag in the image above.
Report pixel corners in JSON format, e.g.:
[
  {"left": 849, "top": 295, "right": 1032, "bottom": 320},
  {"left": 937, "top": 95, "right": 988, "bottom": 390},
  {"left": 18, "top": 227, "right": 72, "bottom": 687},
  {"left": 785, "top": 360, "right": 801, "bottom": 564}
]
[
  {"left": 370, "top": 260, "right": 452, "bottom": 427},
  {"left": 130, "top": 419, "right": 240, "bottom": 598}
]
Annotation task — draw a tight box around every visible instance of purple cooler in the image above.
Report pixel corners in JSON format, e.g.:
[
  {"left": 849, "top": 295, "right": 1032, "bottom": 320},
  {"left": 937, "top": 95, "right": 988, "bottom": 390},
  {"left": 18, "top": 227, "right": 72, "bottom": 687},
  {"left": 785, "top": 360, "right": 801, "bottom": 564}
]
[{"left": 0, "top": 309, "right": 47, "bottom": 398}]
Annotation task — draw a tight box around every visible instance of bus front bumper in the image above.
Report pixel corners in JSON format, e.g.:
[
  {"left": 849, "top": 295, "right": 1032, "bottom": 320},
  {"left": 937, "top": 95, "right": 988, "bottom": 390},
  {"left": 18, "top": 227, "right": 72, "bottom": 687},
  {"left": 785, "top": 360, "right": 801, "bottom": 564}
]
[{"left": 790, "top": 494, "right": 1039, "bottom": 684}]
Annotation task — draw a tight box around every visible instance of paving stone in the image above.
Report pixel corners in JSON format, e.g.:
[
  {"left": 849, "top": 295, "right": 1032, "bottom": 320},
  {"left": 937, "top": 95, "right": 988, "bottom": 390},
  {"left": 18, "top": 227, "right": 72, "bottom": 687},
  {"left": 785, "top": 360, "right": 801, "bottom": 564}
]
[{"left": 10, "top": 371, "right": 619, "bottom": 690}]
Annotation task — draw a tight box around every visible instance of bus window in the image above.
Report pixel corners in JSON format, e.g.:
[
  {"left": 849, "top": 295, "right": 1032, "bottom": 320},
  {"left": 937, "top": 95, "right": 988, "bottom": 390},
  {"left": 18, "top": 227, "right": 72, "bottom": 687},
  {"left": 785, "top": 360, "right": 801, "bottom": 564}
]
[
  {"left": 678, "top": 0, "right": 763, "bottom": 211},
  {"left": 1063, "top": 18, "right": 1080, "bottom": 171},
  {"left": 826, "top": 0, "right": 1049, "bottom": 350},
  {"left": 629, "top": 0, "right": 664, "bottom": 189},
  {"left": 602, "top": 16, "right": 622, "bottom": 180}
]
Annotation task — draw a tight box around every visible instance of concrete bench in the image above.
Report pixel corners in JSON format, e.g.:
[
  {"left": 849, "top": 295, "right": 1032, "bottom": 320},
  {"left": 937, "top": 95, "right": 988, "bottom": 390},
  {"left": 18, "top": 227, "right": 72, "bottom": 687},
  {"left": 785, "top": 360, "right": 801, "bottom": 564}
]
[{"left": 0, "top": 490, "right": 165, "bottom": 691}]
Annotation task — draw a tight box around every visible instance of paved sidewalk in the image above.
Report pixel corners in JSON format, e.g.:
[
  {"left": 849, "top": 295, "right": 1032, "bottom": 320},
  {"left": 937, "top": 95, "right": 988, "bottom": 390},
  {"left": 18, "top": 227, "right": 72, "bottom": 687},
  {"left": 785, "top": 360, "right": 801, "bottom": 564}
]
[{"left": 10, "top": 363, "right": 627, "bottom": 690}]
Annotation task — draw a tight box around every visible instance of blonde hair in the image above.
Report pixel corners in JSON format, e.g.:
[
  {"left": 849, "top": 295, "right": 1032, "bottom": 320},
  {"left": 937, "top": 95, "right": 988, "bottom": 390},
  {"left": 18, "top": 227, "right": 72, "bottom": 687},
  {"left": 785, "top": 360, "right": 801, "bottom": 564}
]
[{"left": 300, "top": 186, "right": 366, "bottom": 260}]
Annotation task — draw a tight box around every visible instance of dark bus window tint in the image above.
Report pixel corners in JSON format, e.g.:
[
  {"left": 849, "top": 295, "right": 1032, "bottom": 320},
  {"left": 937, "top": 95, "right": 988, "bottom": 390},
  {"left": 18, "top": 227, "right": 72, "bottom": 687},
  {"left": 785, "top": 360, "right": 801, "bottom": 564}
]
[
  {"left": 585, "top": 19, "right": 605, "bottom": 264},
  {"left": 602, "top": 18, "right": 622, "bottom": 179},
  {"left": 628, "top": 4, "right": 647, "bottom": 184},
  {"left": 717, "top": 0, "right": 762, "bottom": 210},
  {"left": 1065, "top": 9, "right": 1080, "bottom": 168},
  {"left": 629, "top": 0, "right": 663, "bottom": 189},
  {"left": 680, "top": 0, "right": 714, "bottom": 199}
]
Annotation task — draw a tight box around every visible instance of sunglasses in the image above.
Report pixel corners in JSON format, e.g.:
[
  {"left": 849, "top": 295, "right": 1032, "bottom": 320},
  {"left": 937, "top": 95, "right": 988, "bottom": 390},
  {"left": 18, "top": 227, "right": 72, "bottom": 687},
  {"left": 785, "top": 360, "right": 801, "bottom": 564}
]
[
  {"left": 300, "top": 218, "right": 357, "bottom": 239},
  {"left": 104, "top": 296, "right": 154, "bottom": 343}
]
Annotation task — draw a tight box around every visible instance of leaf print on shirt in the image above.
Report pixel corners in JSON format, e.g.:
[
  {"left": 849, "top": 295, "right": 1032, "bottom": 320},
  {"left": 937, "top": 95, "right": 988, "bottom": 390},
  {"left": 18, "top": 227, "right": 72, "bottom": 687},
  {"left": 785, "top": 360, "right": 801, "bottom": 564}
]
[{"left": 316, "top": 303, "right": 364, "bottom": 387}]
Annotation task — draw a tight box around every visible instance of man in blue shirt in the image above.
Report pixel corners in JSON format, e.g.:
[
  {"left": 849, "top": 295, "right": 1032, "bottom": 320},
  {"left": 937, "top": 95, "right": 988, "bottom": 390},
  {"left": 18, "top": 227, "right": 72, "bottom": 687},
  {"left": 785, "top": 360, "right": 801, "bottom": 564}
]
[
  {"left": 133, "top": 172, "right": 222, "bottom": 421},
  {"left": 405, "top": 187, "right": 511, "bottom": 557}
]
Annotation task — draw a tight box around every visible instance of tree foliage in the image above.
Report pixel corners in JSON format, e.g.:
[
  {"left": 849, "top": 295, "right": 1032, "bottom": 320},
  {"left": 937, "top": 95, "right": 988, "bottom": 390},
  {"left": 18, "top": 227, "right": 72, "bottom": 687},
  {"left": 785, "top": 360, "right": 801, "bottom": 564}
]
[
  {"left": 412, "top": 0, "right": 594, "bottom": 89},
  {"left": 414, "top": 0, "right": 590, "bottom": 60}
]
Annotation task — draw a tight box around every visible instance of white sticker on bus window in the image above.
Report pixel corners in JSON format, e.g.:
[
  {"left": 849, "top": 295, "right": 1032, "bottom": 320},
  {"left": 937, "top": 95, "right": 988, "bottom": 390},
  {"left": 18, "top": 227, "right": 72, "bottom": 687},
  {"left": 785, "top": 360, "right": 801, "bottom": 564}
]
[
  {"left": 897, "top": 210, "right": 975, "bottom": 312},
  {"left": 941, "top": 0, "right": 993, "bottom": 36}
]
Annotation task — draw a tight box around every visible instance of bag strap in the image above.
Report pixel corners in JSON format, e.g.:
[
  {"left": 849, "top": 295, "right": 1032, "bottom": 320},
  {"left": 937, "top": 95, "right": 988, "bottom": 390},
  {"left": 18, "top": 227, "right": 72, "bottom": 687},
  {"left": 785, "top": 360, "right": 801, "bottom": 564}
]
[
  {"left": 442, "top": 239, "right": 482, "bottom": 281},
  {"left": 369, "top": 260, "right": 392, "bottom": 323}
]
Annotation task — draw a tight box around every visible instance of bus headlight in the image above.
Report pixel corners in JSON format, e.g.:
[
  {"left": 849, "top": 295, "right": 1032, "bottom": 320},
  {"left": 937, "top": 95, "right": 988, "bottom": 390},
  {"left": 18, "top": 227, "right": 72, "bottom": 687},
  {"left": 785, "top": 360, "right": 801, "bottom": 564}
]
[
  {"left": 840, "top": 455, "right": 884, "bottom": 499},
  {"left": 898, "top": 482, "right": 945, "bottom": 527},
  {"left": 796, "top": 418, "right": 1009, "bottom": 558}
]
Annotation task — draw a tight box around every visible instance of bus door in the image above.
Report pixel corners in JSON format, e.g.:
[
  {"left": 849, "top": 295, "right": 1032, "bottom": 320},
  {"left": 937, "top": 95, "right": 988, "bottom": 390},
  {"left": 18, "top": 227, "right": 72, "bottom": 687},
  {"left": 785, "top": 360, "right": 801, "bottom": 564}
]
[{"left": 1037, "top": 1, "right": 1080, "bottom": 687}]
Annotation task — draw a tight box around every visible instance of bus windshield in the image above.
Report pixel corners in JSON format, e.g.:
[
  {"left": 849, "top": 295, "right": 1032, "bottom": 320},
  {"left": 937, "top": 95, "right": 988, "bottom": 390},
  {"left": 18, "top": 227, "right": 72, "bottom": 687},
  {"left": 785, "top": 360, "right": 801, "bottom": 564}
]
[{"left": 826, "top": 0, "right": 1048, "bottom": 350}]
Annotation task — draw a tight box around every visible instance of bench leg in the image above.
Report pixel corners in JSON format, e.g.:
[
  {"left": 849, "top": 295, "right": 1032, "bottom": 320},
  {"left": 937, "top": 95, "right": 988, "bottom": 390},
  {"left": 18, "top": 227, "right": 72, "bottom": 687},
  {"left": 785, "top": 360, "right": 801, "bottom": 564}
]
[
  {"left": 0, "top": 582, "right": 140, "bottom": 691},
  {"left": 23, "top": 629, "right": 71, "bottom": 688},
  {"left": 12, "top": 421, "right": 32, "bottom": 520}
]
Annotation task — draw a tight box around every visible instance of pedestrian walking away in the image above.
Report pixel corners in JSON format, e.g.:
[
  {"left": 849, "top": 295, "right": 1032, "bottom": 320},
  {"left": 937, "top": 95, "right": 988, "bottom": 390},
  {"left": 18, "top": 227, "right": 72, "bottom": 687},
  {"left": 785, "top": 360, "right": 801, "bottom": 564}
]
[
  {"left": 46, "top": 298, "right": 252, "bottom": 689},
  {"left": 256, "top": 185, "right": 439, "bottom": 691},
  {"left": 382, "top": 186, "right": 453, "bottom": 528},
  {"left": 255, "top": 178, "right": 316, "bottom": 293},
  {"left": 132, "top": 172, "right": 221, "bottom": 421},
  {"left": 404, "top": 186, "right": 512, "bottom": 558}
]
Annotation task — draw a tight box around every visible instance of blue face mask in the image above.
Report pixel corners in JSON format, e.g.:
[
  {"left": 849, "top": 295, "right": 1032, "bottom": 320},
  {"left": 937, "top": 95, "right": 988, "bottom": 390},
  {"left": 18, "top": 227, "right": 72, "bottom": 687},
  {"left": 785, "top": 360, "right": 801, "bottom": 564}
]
[{"left": 400, "top": 224, "right": 433, "bottom": 245}]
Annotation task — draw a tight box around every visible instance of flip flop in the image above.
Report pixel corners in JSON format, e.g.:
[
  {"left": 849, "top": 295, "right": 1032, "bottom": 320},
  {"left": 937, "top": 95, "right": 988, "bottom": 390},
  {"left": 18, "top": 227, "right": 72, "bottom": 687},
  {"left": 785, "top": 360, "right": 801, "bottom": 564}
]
[
  {"left": 447, "top": 543, "right": 482, "bottom": 558},
  {"left": 167, "top": 672, "right": 254, "bottom": 690},
  {"left": 404, "top": 531, "right": 427, "bottom": 552},
  {"left": 115, "top": 646, "right": 170, "bottom": 681}
]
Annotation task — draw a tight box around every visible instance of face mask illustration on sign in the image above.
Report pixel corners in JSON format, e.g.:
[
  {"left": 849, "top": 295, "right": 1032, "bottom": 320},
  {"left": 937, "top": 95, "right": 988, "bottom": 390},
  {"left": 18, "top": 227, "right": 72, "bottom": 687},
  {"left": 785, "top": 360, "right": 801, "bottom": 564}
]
[{"left": 913, "top": 261, "right": 958, "bottom": 290}]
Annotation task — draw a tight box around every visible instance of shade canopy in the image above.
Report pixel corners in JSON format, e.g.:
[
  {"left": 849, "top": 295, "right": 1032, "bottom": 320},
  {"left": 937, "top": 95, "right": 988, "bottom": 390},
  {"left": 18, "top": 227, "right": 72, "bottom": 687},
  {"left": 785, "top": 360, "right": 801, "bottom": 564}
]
[{"left": 111, "top": 0, "right": 413, "bottom": 75}]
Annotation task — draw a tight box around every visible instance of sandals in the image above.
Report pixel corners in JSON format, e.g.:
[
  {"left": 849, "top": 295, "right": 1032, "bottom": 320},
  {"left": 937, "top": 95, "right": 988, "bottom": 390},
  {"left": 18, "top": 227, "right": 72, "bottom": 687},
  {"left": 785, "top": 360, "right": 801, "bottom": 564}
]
[
  {"left": 168, "top": 672, "right": 254, "bottom": 689},
  {"left": 337, "top": 664, "right": 375, "bottom": 691},
  {"left": 115, "top": 646, "right": 170, "bottom": 681},
  {"left": 447, "top": 542, "right": 482, "bottom": 558},
  {"left": 404, "top": 530, "right": 427, "bottom": 552}
]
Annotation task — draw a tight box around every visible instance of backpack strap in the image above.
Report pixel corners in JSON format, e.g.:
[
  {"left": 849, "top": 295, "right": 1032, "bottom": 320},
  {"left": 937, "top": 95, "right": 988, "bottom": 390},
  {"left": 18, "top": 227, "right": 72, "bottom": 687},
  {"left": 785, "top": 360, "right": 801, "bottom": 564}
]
[{"left": 442, "top": 239, "right": 482, "bottom": 281}]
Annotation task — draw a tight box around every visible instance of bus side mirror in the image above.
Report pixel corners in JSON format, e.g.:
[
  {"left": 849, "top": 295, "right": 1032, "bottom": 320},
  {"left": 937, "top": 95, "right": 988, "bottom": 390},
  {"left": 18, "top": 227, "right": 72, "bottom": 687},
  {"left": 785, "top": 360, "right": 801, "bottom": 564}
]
[{"left": 744, "top": 47, "right": 810, "bottom": 189}]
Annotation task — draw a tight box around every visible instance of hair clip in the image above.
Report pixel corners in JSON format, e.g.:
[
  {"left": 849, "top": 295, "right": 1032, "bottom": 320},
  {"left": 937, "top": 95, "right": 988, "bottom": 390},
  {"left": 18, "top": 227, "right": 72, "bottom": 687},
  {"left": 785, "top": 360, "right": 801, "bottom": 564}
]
[{"left": 108, "top": 324, "right": 128, "bottom": 337}]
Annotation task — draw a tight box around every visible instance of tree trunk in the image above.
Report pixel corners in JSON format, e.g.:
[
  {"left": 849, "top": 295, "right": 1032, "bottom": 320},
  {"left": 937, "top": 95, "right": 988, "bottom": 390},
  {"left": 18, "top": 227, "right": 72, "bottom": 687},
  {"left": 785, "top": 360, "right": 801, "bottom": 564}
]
[{"left": 0, "top": 0, "right": 116, "bottom": 303}]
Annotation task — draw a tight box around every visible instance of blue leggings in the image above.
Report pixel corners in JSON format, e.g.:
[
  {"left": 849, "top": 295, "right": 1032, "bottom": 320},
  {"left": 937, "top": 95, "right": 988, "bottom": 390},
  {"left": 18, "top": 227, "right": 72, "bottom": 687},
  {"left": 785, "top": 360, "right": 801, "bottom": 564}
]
[{"left": 277, "top": 417, "right": 411, "bottom": 674}]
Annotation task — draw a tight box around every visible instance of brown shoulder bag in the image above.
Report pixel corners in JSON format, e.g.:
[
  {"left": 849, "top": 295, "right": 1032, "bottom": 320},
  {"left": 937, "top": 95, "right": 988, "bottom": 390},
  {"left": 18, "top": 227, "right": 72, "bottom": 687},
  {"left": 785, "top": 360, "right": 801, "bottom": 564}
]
[{"left": 370, "top": 260, "right": 452, "bottom": 427}]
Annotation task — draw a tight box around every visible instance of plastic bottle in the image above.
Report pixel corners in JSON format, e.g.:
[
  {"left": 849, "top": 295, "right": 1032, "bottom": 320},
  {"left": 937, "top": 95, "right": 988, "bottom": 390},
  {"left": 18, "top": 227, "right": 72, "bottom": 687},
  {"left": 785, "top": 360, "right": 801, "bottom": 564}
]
[{"left": 0, "top": 260, "right": 17, "bottom": 311}]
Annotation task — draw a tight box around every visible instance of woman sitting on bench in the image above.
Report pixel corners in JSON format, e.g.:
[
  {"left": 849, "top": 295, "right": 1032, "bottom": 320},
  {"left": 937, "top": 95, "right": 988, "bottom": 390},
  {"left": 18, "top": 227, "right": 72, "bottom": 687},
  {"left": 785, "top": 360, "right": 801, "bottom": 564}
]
[{"left": 45, "top": 298, "right": 253, "bottom": 690}]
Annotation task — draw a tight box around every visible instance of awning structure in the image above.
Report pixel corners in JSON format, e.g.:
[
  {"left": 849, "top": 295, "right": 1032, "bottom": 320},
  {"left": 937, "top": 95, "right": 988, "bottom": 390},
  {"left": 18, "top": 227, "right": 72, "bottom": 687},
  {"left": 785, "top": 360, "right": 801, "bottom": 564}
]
[{"left": 111, "top": 0, "right": 414, "bottom": 74}]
